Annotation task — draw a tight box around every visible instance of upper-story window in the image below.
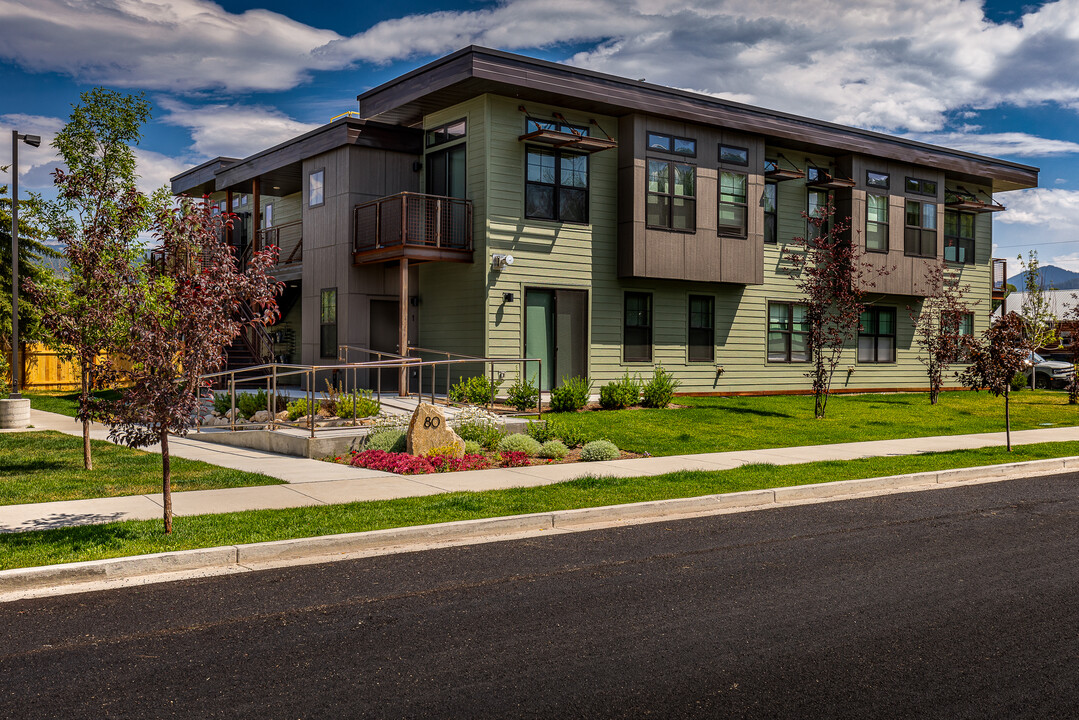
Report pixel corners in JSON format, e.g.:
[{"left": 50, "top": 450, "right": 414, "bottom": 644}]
[
  {"left": 308, "top": 169, "right": 324, "bottom": 207},
  {"left": 866, "top": 193, "right": 888, "bottom": 253},
  {"left": 944, "top": 210, "right": 975, "bottom": 264},
  {"left": 806, "top": 165, "right": 829, "bottom": 183},
  {"left": 905, "top": 200, "right": 937, "bottom": 257},
  {"left": 763, "top": 182, "right": 777, "bottom": 244},
  {"left": 719, "top": 145, "right": 748, "bottom": 166},
  {"left": 528, "top": 119, "right": 589, "bottom": 136},
  {"left": 807, "top": 188, "right": 829, "bottom": 240},
  {"left": 905, "top": 177, "right": 937, "bottom": 196},
  {"left": 718, "top": 171, "right": 748, "bottom": 237},
  {"left": 426, "top": 119, "right": 466, "bottom": 148},
  {"left": 647, "top": 132, "right": 695, "bottom": 156},
  {"left": 867, "top": 171, "right": 890, "bottom": 189},
  {"left": 647, "top": 160, "right": 696, "bottom": 231},
  {"left": 526, "top": 147, "right": 588, "bottom": 224}
]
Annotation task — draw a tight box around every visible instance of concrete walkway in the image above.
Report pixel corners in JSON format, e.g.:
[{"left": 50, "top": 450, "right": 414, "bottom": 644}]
[{"left": 2, "top": 409, "right": 1077, "bottom": 533}]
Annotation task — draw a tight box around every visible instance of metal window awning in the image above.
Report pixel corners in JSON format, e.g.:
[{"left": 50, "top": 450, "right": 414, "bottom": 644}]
[
  {"left": 764, "top": 153, "right": 805, "bottom": 182},
  {"left": 946, "top": 187, "right": 1006, "bottom": 213},
  {"left": 517, "top": 106, "right": 617, "bottom": 153}
]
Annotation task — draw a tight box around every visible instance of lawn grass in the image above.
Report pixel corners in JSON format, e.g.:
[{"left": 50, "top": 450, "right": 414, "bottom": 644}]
[
  {"left": 4, "top": 440, "right": 1078, "bottom": 571},
  {"left": 25, "top": 390, "right": 120, "bottom": 418},
  {"left": 0, "top": 431, "right": 284, "bottom": 506},
  {"left": 548, "top": 390, "right": 1079, "bottom": 456}
]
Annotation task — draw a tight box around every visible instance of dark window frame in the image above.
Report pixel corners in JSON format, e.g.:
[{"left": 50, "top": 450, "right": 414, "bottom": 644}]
[
  {"left": 623, "top": 291, "right": 653, "bottom": 363},
  {"left": 763, "top": 181, "right": 778, "bottom": 245},
  {"left": 687, "top": 294, "right": 715, "bottom": 363},
  {"left": 319, "top": 287, "right": 337, "bottom": 359},
  {"left": 718, "top": 169, "right": 748, "bottom": 238},
  {"left": 905, "top": 176, "right": 938, "bottom": 196},
  {"left": 944, "top": 209, "right": 975, "bottom": 265},
  {"left": 858, "top": 306, "right": 897, "bottom": 364},
  {"left": 426, "top": 118, "right": 467, "bottom": 148},
  {"left": 647, "top": 131, "right": 696, "bottom": 157},
  {"left": 308, "top": 168, "right": 325, "bottom": 208},
  {"left": 646, "top": 159, "right": 697, "bottom": 232},
  {"left": 719, "top": 144, "right": 749, "bottom": 166},
  {"left": 904, "top": 199, "right": 937, "bottom": 257},
  {"left": 524, "top": 146, "right": 590, "bottom": 224},
  {"left": 807, "top": 188, "right": 830, "bottom": 240},
  {"left": 865, "top": 192, "right": 889, "bottom": 253},
  {"left": 866, "top": 170, "right": 890, "bottom": 189},
  {"left": 767, "top": 301, "right": 810, "bottom": 363}
]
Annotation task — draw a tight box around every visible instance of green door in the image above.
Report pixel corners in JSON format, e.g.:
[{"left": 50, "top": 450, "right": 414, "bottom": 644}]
[
  {"left": 525, "top": 290, "right": 555, "bottom": 391},
  {"left": 525, "top": 288, "right": 587, "bottom": 391}
]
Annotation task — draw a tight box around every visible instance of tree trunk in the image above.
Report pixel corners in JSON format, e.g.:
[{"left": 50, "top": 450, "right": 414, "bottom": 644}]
[
  {"left": 1005, "top": 386, "right": 1012, "bottom": 452},
  {"left": 161, "top": 430, "right": 173, "bottom": 534},
  {"left": 81, "top": 366, "right": 92, "bottom": 471}
]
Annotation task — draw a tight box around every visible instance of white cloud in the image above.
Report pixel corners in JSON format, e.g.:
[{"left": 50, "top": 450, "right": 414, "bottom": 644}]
[
  {"left": 996, "top": 188, "right": 1079, "bottom": 230},
  {"left": 902, "top": 131, "right": 1079, "bottom": 157},
  {"left": 157, "top": 99, "right": 319, "bottom": 159}
]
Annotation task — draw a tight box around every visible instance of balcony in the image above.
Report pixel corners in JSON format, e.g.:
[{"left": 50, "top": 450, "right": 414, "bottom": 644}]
[
  {"left": 256, "top": 220, "right": 303, "bottom": 266},
  {"left": 353, "top": 192, "right": 473, "bottom": 265}
]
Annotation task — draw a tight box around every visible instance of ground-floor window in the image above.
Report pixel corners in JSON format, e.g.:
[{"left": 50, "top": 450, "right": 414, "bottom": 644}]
[
  {"left": 624, "top": 292, "right": 653, "bottom": 362},
  {"left": 767, "top": 302, "right": 809, "bottom": 362},
  {"left": 320, "top": 288, "right": 337, "bottom": 358},
  {"left": 688, "top": 295, "right": 715, "bottom": 362},
  {"left": 858, "top": 306, "right": 896, "bottom": 363}
]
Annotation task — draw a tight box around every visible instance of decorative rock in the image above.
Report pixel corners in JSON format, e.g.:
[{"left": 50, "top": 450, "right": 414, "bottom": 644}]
[
  {"left": 275, "top": 410, "right": 289, "bottom": 421},
  {"left": 407, "top": 403, "right": 464, "bottom": 458},
  {"left": 202, "top": 414, "right": 215, "bottom": 426},
  {"left": 251, "top": 410, "right": 271, "bottom": 423}
]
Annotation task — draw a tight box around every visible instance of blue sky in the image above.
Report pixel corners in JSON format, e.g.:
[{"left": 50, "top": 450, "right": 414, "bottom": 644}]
[{"left": 2, "top": 0, "right": 1079, "bottom": 270}]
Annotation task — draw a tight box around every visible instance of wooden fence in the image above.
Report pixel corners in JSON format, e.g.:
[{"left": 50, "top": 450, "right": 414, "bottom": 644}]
[{"left": 6, "top": 344, "right": 132, "bottom": 391}]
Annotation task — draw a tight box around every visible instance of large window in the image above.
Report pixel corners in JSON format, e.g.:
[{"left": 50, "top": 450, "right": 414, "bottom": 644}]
[
  {"left": 768, "top": 302, "right": 809, "bottom": 362},
  {"left": 764, "top": 182, "right": 777, "bottom": 244},
  {"left": 718, "top": 171, "right": 748, "bottom": 237},
  {"left": 426, "top": 144, "right": 466, "bottom": 198},
  {"left": 647, "top": 160, "right": 696, "bottom": 231},
  {"left": 426, "top": 118, "right": 466, "bottom": 148},
  {"left": 526, "top": 147, "right": 588, "bottom": 223},
  {"left": 807, "top": 189, "right": 829, "bottom": 240},
  {"left": 308, "top": 169, "right": 324, "bottom": 207},
  {"left": 688, "top": 295, "right": 715, "bottom": 362},
  {"left": 866, "top": 193, "right": 889, "bottom": 252},
  {"left": 624, "top": 292, "right": 653, "bottom": 362},
  {"left": 320, "top": 288, "right": 337, "bottom": 358},
  {"left": 858, "top": 307, "right": 896, "bottom": 363},
  {"left": 944, "top": 210, "right": 975, "bottom": 264},
  {"left": 905, "top": 200, "right": 937, "bottom": 257}
]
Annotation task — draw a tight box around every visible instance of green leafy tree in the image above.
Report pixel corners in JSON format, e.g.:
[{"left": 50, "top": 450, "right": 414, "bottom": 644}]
[
  {"left": 25, "top": 88, "right": 155, "bottom": 470},
  {"left": 959, "top": 313, "right": 1027, "bottom": 451},
  {"left": 908, "top": 260, "right": 973, "bottom": 405},
  {"left": 1018, "top": 250, "right": 1059, "bottom": 389}
]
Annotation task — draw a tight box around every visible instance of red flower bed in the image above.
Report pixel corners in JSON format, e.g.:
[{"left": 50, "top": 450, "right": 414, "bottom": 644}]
[{"left": 347, "top": 450, "right": 527, "bottom": 475}]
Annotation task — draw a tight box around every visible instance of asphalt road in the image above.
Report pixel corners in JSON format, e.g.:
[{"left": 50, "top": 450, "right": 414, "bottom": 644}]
[{"left": 2, "top": 472, "right": 1079, "bottom": 719}]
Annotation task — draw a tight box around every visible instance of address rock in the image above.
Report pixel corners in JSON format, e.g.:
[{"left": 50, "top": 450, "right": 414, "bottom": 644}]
[{"left": 407, "top": 403, "right": 465, "bottom": 458}]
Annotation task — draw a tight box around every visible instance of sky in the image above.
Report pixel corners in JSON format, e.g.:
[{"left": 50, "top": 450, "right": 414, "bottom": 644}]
[{"left": 1, "top": 0, "right": 1078, "bottom": 271}]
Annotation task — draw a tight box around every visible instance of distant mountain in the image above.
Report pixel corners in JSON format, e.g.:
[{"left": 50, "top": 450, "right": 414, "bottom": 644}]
[{"left": 1007, "top": 264, "right": 1079, "bottom": 291}]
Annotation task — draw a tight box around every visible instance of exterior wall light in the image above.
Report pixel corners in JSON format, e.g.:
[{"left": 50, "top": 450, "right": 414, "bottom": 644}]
[{"left": 491, "top": 253, "right": 514, "bottom": 271}]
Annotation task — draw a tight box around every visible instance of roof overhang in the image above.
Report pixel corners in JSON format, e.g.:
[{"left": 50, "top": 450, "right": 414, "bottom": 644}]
[
  {"left": 358, "top": 47, "right": 1038, "bottom": 193},
  {"left": 171, "top": 157, "right": 239, "bottom": 196}
]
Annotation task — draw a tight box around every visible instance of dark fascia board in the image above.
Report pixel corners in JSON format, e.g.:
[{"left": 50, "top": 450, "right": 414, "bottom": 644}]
[
  {"left": 213, "top": 118, "right": 422, "bottom": 192},
  {"left": 358, "top": 46, "right": 1038, "bottom": 192},
  {"left": 170, "top": 157, "right": 239, "bottom": 196}
]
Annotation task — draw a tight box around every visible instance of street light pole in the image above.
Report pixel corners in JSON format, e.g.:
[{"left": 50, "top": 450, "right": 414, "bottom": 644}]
[{"left": 9, "top": 130, "right": 40, "bottom": 399}]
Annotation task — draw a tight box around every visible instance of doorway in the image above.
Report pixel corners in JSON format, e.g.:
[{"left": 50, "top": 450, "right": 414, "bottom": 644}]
[
  {"left": 524, "top": 288, "right": 588, "bottom": 391},
  {"left": 369, "top": 299, "right": 400, "bottom": 392}
]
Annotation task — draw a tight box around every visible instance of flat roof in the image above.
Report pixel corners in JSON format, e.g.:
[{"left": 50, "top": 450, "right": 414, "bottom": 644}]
[{"left": 358, "top": 46, "right": 1038, "bottom": 193}]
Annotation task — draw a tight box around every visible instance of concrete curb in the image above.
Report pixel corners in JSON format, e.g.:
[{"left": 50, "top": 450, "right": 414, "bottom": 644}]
[{"left": 2, "top": 456, "right": 1076, "bottom": 597}]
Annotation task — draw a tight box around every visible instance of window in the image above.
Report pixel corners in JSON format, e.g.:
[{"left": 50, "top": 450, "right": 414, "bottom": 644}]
[
  {"left": 308, "top": 169, "right": 324, "bottom": 207},
  {"left": 905, "top": 177, "right": 937, "bottom": 196},
  {"left": 719, "top": 145, "right": 748, "bottom": 165},
  {"left": 624, "top": 292, "right": 652, "bottom": 362},
  {"left": 867, "top": 171, "right": 890, "bottom": 189},
  {"left": 526, "top": 147, "right": 588, "bottom": 223},
  {"left": 688, "top": 295, "right": 715, "bottom": 362},
  {"left": 807, "top": 189, "right": 829, "bottom": 240},
  {"left": 764, "top": 182, "right": 777, "bottom": 244},
  {"left": 718, "top": 171, "right": 748, "bottom": 237},
  {"left": 959, "top": 312, "right": 974, "bottom": 338},
  {"left": 905, "top": 200, "right": 937, "bottom": 257},
  {"left": 319, "top": 288, "right": 337, "bottom": 358},
  {"left": 944, "top": 210, "right": 975, "bottom": 264},
  {"left": 647, "top": 160, "right": 696, "bottom": 231},
  {"left": 426, "top": 118, "right": 466, "bottom": 148},
  {"left": 647, "top": 132, "right": 695, "bottom": 156},
  {"left": 807, "top": 166, "right": 828, "bottom": 182},
  {"left": 764, "top": 158, "right": 778, "bottom": 173},
  {"left": 866, "top": 193, "right": 889, "bottom": 252},
  {"left": 262, "top": 203, "right": 273, "bottom": 229},
  {"left": 426, "top": 144, "right": 467, "bottom": 198},
  {"left": 527, "top": 118, "right": 589, "bottom": 136},
  {"left": 858, "top": 307, "right": 896, "bottom": 363},
  {"left": 768, "top": 303, "right": 809, "bottom": 362}
]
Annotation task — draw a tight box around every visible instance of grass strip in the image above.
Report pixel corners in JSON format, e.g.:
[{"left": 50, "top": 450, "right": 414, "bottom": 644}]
[
  {"left": 4, "top": 440, "right": 1079, "bottom": 571},
  {"left": 0, "top": 431, "right": 284, "bottom": 506}
]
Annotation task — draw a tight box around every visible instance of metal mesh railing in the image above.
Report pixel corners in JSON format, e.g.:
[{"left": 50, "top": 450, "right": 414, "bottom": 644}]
[{"left": 353, "top": 192, "right": 471, "bottom": 253}]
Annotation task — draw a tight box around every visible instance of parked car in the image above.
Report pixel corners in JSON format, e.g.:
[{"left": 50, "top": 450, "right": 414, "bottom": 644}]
[{"left": 1025, "top": 352, "right": 1075, "bottom": 389}]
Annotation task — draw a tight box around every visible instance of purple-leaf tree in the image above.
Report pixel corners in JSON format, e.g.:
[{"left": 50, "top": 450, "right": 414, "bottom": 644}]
[
  {"left": 25, "top": 88, "right": 153, "bottom": 470},
  {"left": 1062, "top": 297, "right": 1079, "bottom": 405},
  {"left": 958, "top": 312, "right": 1027, "bottom": 451},
  {"left": 784, "top": 201, "right": 887, "bottom": 419},
  {"left": 908, "top": 260, "right": 974, "bottom": 405},
  {"left": 109, "top": 198, "right": 281, "bottom": 533}
]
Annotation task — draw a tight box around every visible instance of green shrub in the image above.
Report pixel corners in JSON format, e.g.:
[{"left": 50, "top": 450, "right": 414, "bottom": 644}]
[
  {"left": 550, "top": 418, "right": 589, "bottom": 448},
  {"left": 538, "top": 440, "right": 568, "bottom": 460},
  {"left": 549, "top": 375, "right": 592, "bottom": 412},
  {"left": 640, "top": 366, "right": 681, "bottom": 408},
  {"left": 599, "top": 372, "right": 641, "bottom": 410},
  {"left": 449, "top": 375, "right": 501, "bottom": 405},
  {"left": 335, "top": 390, "right": 381, "bottom": 418},
  {"left": 526, "top": 419, "right": 556, "bottom": 443},
  {"left": 286, "top": 397, "right": 308, "bottom": 421},
  {"left": 497, "top": 433, "right": 542, "bottom": 456},
  {"left": 213, "top": 392, "right": 231, "bottom": 415},
  {"left": 1011, "top": 370, "right": 1028, "bottom": 391},
  {"left": 456, "top": 420, "right": 506, "bottom": 450},
  {"left": 505, "top": 375, "right": 539, "bottom": 411},
  {"left": 580, "top": 439, "right": 620, "bottom": 462},
  {"left": 463, "top": 440, "right": 483, "bottom": 455},
  {"left": 237, "top": 390, "right": 269, "bottom": 419},
  {"left": 366, "top": 430, "right": 407, "bottom": 453}
]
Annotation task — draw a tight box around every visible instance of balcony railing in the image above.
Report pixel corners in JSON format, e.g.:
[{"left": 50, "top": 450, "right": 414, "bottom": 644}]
[
  {"left": 993, "top": 258, "right": 1008, "bottom": 294},
  {"left": 353, "top": 192, "right": 473, "bottom": 264},
  {"left": 256, "top": 219, "right": 303, "bottom": 265}
]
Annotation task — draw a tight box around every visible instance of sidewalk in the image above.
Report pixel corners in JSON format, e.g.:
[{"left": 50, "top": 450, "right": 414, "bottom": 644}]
[{"left": 2, "top": 409, "right": 1076, "bottom": 533}]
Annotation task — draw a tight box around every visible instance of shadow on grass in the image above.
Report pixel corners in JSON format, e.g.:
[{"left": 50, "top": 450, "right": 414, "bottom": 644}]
[
  {"left": 1, "top": 511, "right": 129, "bottom": 535},
  {"left": 0, "top": 461, "right": 68, "bottom": 473},
  {"left": 717, "top": 407, "right": 793, "bottom": 419}
]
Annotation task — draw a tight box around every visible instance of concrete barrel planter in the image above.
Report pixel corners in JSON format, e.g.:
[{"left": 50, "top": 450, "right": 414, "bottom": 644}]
[{"left": 0, "top": 398, "right": 31, "bottom": 429}]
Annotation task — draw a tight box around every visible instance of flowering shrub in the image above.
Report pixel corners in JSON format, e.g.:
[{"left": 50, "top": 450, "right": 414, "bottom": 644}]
[
  {"left": 498, "top": 450, "right": 531, "bottom": 468},
  {"left": 429, "top": 454, "right": 492, "bottom": 473},
  {"left": 348, "top": 449, "right": 494, "bottom": 474}
]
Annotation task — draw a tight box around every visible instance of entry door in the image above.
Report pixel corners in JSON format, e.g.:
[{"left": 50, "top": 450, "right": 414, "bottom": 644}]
[
  {"left": 525, "top": 289, "right": 588, "bottom": 391},
  {"left": 369, "top": 299, "right": 399, "bottom": 392}
]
